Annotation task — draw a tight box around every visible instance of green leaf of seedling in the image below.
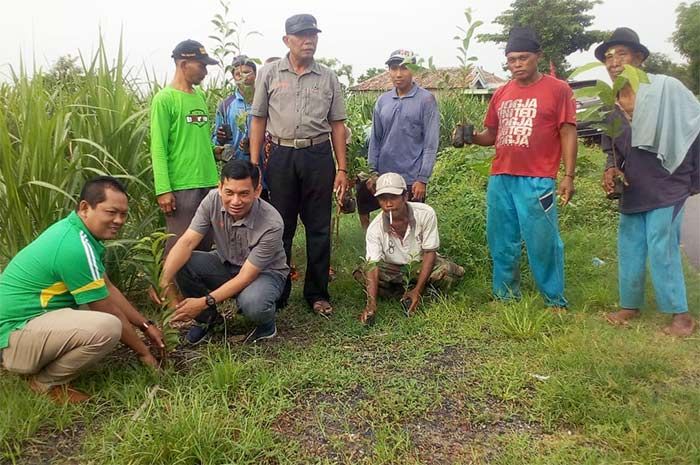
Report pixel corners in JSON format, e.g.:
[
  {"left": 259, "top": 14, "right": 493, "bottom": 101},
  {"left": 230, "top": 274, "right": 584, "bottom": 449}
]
[
  {"left": 466, "top": 21, "right": 483, "bottom": 42},
  {"left": 453, "top": 35, "right": 461, "bottom": 41},
  {"left": 464, "top": 9, "right": 472, "bottom": 23},
  {"left": 577, "top": 105, "right": 603, "bottom": 122},
  {"left": 612, "top": 75, "right": 628, "bottom": 96},
  {"left": 620, "top": 64, "right": 649, "bottom": 93},
  {"left": 595, "top": 80, "right": 614, "bottom": 105},
  {"left": 468, "top": 56, "right": 478, "bottom": 61},
  {"left": 573, "top": 85, "right": 602, "bottom": 99},
  {"left": 568, "top": 61, "right": 604, "bottom": 80}
]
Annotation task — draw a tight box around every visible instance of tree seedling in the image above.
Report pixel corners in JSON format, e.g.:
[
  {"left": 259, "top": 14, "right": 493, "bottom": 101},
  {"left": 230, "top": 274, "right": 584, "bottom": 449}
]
[
  {"left": 569, "top": 62, "right": 650, "bottom": 199},
  {"left": 129, "top": 232, "right": 180, "bottom": 357}
]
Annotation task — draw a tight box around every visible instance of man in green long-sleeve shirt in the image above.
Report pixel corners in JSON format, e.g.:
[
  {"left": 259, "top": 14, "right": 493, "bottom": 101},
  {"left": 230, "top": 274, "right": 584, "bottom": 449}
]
[{"left": 150, "top": 39, "right": 219, "bottom": 252}]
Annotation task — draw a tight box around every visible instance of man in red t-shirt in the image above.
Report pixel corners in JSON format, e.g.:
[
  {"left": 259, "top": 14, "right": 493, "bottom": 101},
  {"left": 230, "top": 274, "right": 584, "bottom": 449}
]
[{"left": 466, "top": 27, "right": 577, "bottom": 309}]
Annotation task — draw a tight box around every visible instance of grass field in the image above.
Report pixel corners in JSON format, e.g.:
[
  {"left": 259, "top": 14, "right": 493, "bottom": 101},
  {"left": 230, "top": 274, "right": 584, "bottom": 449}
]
[{"left": 1, "top": 146, "right": 699, "bottom": 465}]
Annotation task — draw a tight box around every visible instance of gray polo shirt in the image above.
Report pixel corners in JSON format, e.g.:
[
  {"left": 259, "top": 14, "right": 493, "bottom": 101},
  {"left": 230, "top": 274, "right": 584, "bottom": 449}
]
[
  {"left": 189, "top": 191, "right": 289, "bottom": 279},
  {"left": 251, "top": 55, "right": 347, "bottom": 139}
]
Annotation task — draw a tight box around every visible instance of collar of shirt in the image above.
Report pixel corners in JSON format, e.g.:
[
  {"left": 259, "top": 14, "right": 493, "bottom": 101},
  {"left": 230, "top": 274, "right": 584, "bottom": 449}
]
[
  {"left": 381, "top": 203, "right": 417, "bottom": 241},
  {"left": 279, "top": 54, "right": 322, "bottom": 76},
  {"left": 392, "top": 82, "right": 419, "bottom": 99},
  {"left": 219, "top": 197, "right": 260, "bottom": 229},
  {"left": 66, "top": 211, "right": 105, "bottom": 254},
  {"left": 233, "top": 88, "right": 247, "bottom": 104}
]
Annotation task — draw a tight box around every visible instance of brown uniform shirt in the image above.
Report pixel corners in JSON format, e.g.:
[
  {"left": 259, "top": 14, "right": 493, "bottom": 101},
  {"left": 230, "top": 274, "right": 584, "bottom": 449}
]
[
  {"left": 189, "top": 191, "right": 290, "bottom": 279},
  {"left": 251, "top": 55, "right": 347, "bottom": 139}
]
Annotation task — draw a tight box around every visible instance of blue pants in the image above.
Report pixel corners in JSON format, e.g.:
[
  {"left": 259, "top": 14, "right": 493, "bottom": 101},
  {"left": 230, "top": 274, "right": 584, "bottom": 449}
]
[
  {"left": 486, "top": 175, "right": 567, "bottom": 307},
  {"left": 176, "top": 251, "right": 286, "bottom": 325},
  {"left": 618, "top": 204, "right": 688, "bottom": 313}
]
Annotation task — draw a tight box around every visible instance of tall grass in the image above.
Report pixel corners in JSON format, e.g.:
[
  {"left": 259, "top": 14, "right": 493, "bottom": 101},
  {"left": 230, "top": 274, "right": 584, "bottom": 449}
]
[{"left": 0, "top": 38, "right": 160, "bottom": 277}]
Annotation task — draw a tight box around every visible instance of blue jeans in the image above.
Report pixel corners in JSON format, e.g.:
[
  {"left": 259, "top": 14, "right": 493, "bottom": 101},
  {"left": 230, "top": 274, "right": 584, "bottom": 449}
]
[
  {"left": 176, "top": 251, "right": 286, "bottom": 325},
  {"left": 486, "top": 175, "right": 567, "bottom": 307},
  {"left": 618, "top": 203, "right": 688, "bottom": 314}
]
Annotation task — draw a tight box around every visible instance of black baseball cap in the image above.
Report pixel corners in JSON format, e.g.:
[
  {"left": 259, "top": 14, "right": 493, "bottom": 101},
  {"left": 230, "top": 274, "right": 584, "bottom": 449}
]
[
  {"left": 285, "top": 14, "right": 322, "bottom": 35},
  {"left": 171, "top": 39, "right": 219, "bottom": 65}
]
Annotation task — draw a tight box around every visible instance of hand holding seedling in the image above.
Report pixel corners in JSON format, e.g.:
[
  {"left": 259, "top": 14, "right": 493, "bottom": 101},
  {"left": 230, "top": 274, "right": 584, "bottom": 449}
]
[
  {"left": 149, "top": 282, "right": 179, "bottom": 310},
  {"left": 412, "top": 182, "right": 426, "bottom": 202},
  {"left": 365, "top": 175, "right": 378, "bottom": 195},
  {"left": 143, "top": 324, "right": 166, "bottom": 356},
  {"left": 334, "top": 171, "right": 348, "bottom": 208},
  {"left": 171, "top": 297, "right": 207, "bottom": 322},
  {"left": 602, "top": 167, "right": 628, "bottom": 195},
  {"left": 402, "top": 287, "right": 421, "bottom": 315},
  {"left": 139, "top": 352, "right": 161, "bottom": 371}
]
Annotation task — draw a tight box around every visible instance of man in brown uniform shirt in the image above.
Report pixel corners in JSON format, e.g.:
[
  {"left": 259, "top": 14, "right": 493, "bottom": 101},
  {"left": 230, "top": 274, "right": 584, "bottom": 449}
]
[{"left": 249, "top": 13, "right": 349, "bottom": 316}]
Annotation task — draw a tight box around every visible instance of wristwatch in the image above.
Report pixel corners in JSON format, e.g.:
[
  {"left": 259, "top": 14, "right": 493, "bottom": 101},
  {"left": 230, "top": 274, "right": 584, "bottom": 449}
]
[{"left": 205, "top": 294, "right": 216, "bottom": 307}]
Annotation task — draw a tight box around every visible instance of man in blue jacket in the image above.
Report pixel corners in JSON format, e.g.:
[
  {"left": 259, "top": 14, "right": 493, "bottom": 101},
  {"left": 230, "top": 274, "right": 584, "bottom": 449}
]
[{"left": 356, "top": 49, "right": 439, "bottom": 230}]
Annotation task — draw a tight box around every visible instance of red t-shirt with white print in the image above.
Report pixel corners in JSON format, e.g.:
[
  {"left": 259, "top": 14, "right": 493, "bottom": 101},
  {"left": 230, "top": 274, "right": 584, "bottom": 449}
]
[{"left": 484, "top": 74, "right": 576, "bottom": 179}]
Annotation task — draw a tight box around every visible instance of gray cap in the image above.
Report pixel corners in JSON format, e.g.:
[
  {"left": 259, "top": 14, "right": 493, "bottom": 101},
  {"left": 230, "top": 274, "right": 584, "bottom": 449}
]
[
  {"left": 374, "top": 173, "right": 407, "bottom": 197},
  {"left": 385, "top": 49, "right": 417, "bottom": 66},
  {"left": 285, "top": 14, "right": 322, "bottom": 35}
]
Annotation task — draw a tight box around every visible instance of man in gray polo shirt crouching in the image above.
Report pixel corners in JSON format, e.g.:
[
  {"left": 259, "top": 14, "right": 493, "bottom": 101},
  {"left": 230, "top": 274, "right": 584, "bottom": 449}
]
[{"left": 159, "top": 160, "right": 289, "bottom": 344}]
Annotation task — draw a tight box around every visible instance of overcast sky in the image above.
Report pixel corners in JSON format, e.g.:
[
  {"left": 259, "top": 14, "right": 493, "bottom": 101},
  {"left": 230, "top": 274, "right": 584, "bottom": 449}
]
[{"left": 0, "top": 0, "right": 686, "bottom": 84}]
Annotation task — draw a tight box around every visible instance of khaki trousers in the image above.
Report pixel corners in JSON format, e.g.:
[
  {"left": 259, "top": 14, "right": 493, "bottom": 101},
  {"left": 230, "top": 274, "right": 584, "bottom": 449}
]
[{"left": 1, "top": 308, "right": 122, "bottom": 390}]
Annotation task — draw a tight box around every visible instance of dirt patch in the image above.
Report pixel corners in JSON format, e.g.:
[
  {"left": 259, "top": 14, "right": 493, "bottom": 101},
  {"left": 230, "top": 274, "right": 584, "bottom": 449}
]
[
  {"left": 9, "top": 422, "right": 86, "bottom": 465},
  {"left": 271, "top": 345, "right": 542, "bottom": 464}
]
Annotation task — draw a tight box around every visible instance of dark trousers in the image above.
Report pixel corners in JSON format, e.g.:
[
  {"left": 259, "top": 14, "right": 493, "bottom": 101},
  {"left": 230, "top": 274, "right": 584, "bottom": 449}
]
[
  {"left": 164, "top": 188, "right": 214, "bottom": 254},
  {"left": 266, "top": 140, "right": 335, "bottom": 305},
  {"left": 176, "top": 251, "right": 285, "bottom": 325}
]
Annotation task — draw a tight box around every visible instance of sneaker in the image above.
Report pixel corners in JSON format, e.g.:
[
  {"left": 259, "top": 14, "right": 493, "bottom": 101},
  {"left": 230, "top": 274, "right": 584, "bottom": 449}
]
[
  {"left": 185, "top": 314, "right": 224, "bottom": 345},
  {"left": 243, "top": 321, "right": 277, "bottom": 344}
]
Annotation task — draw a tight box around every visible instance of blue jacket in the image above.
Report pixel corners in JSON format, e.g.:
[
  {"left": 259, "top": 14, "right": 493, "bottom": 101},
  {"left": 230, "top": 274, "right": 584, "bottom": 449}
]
[
  {"left": 368, "top": 83, "right": 440, "bottom": 184},
  {"left": 212, "top": 89, "right": 253, "bottom": 161}
]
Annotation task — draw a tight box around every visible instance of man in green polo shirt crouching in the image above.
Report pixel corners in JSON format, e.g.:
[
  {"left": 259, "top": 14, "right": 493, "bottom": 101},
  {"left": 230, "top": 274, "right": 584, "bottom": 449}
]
[{"left": 0, "top": 177, "right": 165, "bottom": 403}]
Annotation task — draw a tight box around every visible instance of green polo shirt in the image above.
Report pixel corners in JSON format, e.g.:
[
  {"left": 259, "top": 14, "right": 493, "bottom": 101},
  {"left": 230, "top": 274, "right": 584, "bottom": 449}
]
[{"left": 0, "top": 211, "right": 109, "bottom": 349}]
